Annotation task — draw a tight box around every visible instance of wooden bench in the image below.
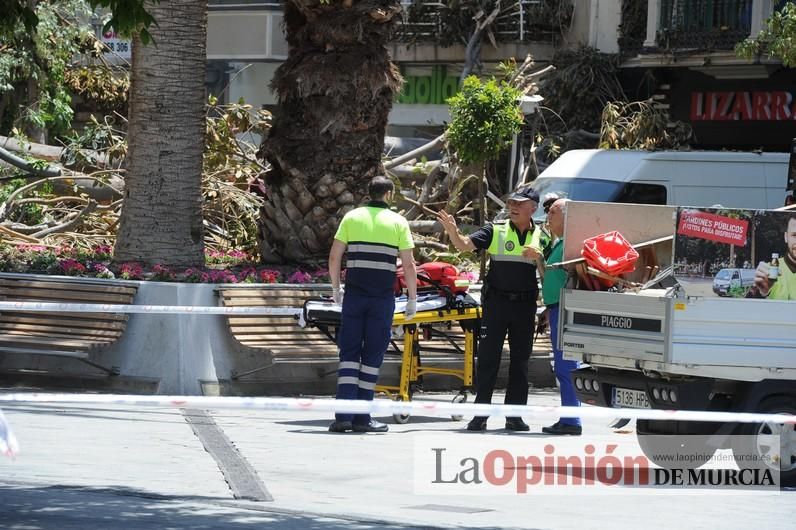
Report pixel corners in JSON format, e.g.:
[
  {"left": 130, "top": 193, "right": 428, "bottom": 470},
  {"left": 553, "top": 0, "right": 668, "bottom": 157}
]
[
  {"left": 218, "top": 285, "right": 339, "bottom": 379},
  {"left": 0, "top": 276, "right": 138, "bottom": 375}
]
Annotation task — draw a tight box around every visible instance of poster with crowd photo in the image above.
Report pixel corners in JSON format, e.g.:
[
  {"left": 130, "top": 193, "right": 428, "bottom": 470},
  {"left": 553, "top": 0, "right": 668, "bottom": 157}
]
[{"left": 673, "top": 207, "right": 796, "bottom": 301}]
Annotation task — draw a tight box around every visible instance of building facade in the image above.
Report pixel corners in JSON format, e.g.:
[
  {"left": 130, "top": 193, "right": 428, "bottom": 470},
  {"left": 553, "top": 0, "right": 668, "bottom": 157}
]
[
  {"left": 622, "top": 0, "right": 795, "bottom": 150},
  {"left": 205, "top": 0, "right": 616, "bottom": 137}
]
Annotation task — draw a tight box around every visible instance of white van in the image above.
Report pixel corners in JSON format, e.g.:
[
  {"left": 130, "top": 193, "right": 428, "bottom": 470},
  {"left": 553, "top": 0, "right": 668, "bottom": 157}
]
[
  {"left": 712, "top": 268, "right": 757, "bottom": 296},
  {"left": 531, "top": 149, "right": 789, "bottom": 214}
]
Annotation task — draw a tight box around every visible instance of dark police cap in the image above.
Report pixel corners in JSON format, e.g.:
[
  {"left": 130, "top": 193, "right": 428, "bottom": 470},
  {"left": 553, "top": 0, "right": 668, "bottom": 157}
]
[{"left": 507, "top": 187, "right": 540, "bottom": 203}]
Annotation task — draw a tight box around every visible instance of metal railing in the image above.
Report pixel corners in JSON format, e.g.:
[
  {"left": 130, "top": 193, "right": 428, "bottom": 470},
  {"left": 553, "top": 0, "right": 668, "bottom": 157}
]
[
  {"left": 395, "top": 0, "right": 572, "bottom": 44},
  {"left": 657, "top": 0, "right": 753, "bottom": 50}
]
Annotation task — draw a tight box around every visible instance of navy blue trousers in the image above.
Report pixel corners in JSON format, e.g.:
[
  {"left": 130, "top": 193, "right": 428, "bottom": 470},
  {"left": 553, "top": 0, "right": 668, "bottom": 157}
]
[
  {"left": 474, "top": 291, "right": 535, "bottom": 419},
  {"left": 549, "top": 303, "right": 581, "bottom": 426},
  {"left": 335, "top": 291, "right": 395, "bottom": 424}
]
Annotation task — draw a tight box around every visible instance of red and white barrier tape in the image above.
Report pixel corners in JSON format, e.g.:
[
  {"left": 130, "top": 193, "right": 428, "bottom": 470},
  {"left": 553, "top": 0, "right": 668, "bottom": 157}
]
[
  {"left": 0, "top": 300, "right": 301, "bottom": 315},
  {"left": 1, "top": 393, "right": 794, "bottom": 425},
  {"left": 0, "top": 408, "right": 20, "bottom": 457}
]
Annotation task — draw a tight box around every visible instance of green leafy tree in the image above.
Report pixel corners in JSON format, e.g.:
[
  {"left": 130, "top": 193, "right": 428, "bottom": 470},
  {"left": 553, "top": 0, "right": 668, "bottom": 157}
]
[
  {"left": 6, "top": 0, "right": 157, "bottom": 42},
  {"left": 446, "top": 75, "right": 523, "bottom": 275},
  {"left": 0, "top": 0, "right": 95, "bottom": 139},
  {"left": 736, "top": 2, "right": 796, "bottom": 67},
  {"left": 0, "top": 0, "right": 154, "bottom": 138},
  {"left": 446, "top": 75, "right": 523, "bottom": 166}
]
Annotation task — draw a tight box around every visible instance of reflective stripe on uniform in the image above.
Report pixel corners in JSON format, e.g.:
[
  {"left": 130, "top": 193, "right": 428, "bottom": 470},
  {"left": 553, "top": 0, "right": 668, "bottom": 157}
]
[
  {"left": 348, "top": 243, "right": 398, "bottom": 256},
  {"left": 360, "top": 364, "right": 380, "bottom": 375},
  {"left": 346, "top": 260, "right": 397, "bottom": 272},
  {"left": 491, "top": 254, "right": 534, "bottom": 263},
  {"left": 358, "top": 380, "right": 377, "bottom": 390},
  {"left": 339, "top": 361, "right": 360, "bottom": 370},
  {"left": 337, "top": 376, "right": 359, "bottom": 386},
  {"left": 497, "top": 226, "right": 506, "bottom": 255}
]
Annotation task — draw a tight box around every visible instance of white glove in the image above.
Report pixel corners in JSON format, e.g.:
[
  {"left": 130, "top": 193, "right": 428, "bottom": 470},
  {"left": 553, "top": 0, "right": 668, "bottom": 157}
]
[
  {"left": 404, "top": 298, "right": 417, "bottom": 320},
  {"left": 332, "top": 288, "right": 343, "bottom": 305}
]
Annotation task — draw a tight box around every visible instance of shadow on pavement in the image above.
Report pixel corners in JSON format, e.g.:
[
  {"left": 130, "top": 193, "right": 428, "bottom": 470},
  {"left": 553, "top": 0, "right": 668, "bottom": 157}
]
[
  {"left": 0, "top": 482, "right": 510, "bottom": 530},
  {"left": 276, "top": 415, "right": 455, "bottom": 428}
]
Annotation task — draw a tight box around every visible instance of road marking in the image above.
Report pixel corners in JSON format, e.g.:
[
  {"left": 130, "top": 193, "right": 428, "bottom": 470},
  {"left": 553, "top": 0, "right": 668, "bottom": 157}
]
[{"left": 182, "top": 409, "right": 272, "bottom": 502}]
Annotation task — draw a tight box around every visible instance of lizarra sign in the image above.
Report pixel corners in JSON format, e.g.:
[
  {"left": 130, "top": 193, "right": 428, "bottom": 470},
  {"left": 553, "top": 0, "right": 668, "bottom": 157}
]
[{"left": 572, "top": 312, "right": 662, "bottom": 333}]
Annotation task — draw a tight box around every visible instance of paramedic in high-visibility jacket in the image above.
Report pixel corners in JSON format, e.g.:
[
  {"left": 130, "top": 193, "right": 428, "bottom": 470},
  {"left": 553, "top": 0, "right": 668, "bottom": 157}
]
[
  {"left": 436, "top": 186, "right": 546, "bottom": 432},
  {"left": 328, "top": 176, "right": 417, "bottom": 433}
]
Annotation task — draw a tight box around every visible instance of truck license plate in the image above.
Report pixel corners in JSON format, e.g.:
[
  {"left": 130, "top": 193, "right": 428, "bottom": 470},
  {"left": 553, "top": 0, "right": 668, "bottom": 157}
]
[{"left": 612, "top": 387, "right": 651, "bottom": 409}]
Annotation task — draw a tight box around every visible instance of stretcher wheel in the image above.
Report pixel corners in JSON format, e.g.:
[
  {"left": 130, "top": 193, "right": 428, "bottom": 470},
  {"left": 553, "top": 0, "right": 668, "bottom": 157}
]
[
  {"left": 450, "top": 392, "right": 467, "bottom": 421},
  {"left": 393, "top": 412, "right": 411, "bottom": 424},
  {"left": 392, "top": 392, "right": 413, "bottom": 424}
]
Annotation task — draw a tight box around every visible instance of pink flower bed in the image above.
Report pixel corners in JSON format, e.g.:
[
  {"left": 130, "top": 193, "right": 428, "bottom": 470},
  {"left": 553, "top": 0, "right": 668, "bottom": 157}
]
[{"left": 0, "top": 244, "right": 337, "bottom": 284}]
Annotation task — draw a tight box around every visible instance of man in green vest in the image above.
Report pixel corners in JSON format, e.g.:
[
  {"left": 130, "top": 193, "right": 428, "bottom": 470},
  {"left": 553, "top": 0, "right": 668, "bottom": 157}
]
[
  {"left": 533, "top": 198, "right": 581, "bottom": 435},
  {"left": 436, "top": 186, "right": 546, "bottom": 431},
  {"left": 753, "top": 213, "right": 796, "bottom": 300}
]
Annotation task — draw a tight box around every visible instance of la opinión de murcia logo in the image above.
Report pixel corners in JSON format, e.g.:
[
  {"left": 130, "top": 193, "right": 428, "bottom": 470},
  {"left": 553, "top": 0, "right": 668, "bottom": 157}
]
[{"left": 428, "top": 444, "right": 777, "bottom": 493}]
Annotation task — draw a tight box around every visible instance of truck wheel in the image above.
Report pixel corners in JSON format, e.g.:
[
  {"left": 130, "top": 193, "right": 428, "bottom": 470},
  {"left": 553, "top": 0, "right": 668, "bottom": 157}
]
[
  {"left": 731, "top": 397, "right": 796, "bottom": 488},
  {"left": 636, "top": 420, "right": 714, "bottom": 469}
]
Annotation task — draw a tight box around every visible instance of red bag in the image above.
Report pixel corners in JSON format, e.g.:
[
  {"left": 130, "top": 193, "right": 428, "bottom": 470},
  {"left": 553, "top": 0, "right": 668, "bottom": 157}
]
[{"left": 394, "top": 262, "right": 470, "bottom": 296}]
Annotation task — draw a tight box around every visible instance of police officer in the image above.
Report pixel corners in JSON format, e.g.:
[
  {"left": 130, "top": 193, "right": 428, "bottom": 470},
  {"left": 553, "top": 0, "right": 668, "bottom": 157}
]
[
  {"left": 436, "top": 187, "right": 545, "bottom": 431},
  {"left": 328, "top": 176, "right": 417, "bottom": 433}
]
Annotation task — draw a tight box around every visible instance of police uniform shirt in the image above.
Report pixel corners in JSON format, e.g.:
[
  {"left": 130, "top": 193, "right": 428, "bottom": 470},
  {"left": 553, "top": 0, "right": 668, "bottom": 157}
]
[
  {"left": 334, "top": 200, "right": 414, "bottom": 297},
  {"left": 469, "top": 221, "right": 539, "bottom": 293}
]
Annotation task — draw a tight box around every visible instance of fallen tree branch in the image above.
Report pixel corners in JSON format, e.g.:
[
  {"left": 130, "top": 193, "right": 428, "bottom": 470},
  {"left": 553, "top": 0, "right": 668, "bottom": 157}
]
[
  {"left": 408, "top": 220, "right": 443, "bottom": 233},
  {"left": 527, "top": 64, "right": 556, "bottom": 80},
  {"left": 0, "top": 174, "right": 123, "bottom": 222},
  {"left": 15, "top": 196, "right": 89, "bottom": 206},
  {"left": 32, "top": 200, "right": 98, "bottom": 238},
  {"left": 0, "top": 145, "right": 61, "bottom": 178},
  {"left": 402, "top": 195, "right": 440, "bottom": 217},
  {"left": 384, "top": 134, "right": 445, "bottom": 169},
  {"left": 0, "top": 224, "right": 40, "bottom": 243},
  {"left": 412, "top": 239, "right": 449, "bottom": 251},
  {"left": 0, "top": 135, "right": 63, "bottom": 161},
  {"left": 0, "top": 134, "right": 110, "bottom": 166}
]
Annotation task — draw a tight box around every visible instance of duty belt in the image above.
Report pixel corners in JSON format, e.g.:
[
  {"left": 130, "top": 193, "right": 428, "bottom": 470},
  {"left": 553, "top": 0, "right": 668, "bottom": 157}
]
[{"left": 484, "top": 284, "right": 537, "bottom": 302}]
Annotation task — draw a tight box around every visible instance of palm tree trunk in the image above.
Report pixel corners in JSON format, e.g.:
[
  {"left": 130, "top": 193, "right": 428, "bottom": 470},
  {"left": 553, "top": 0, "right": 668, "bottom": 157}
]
[
  {"left": 258, "top": 0, "right": 403, "bottom": 264},
  {"left": 114, "top": 0, "right": 208, "bottom": 267}
]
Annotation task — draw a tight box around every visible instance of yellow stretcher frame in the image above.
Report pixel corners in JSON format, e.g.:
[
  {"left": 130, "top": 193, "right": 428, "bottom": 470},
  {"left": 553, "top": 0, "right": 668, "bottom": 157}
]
[{"left": 376, "top": 305, "right": 480, "bottom": 424}]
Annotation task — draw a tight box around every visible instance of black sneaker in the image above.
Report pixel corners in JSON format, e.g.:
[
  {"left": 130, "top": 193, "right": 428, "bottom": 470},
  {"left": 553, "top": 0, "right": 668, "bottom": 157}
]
[
  {"left": 466, "top": 417, "right": 488, "bottom": 431},
  {"left": 505, "top": 418, "right": 530, "bottom": 431},
  {"left": 352, "top": 420, "right": 389, "bottom": 433},
  {"left": 542, "top": 421, "right": 582, "bottom": 436},
  {"left": 328, "top": 420, "right": 353, "bottom": 433}
]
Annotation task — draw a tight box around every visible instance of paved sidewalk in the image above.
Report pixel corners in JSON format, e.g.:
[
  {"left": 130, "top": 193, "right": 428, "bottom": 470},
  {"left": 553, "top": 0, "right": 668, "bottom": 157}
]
[{"left": 1, "top": 390, "right": 794, "bottom": 529}]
